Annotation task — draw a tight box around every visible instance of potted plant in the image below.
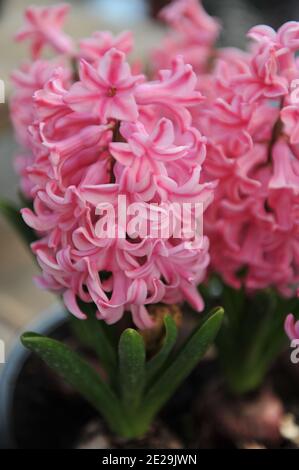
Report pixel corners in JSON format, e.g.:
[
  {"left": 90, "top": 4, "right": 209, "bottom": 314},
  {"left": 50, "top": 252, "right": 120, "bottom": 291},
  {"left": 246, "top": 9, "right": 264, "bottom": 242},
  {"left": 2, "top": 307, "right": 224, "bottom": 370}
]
[
  {"left": 152, "top": 0, "right": 299, "bottom": 447},
  {"left": 1, "top": 0, "right": 299, "bottom": 449}
]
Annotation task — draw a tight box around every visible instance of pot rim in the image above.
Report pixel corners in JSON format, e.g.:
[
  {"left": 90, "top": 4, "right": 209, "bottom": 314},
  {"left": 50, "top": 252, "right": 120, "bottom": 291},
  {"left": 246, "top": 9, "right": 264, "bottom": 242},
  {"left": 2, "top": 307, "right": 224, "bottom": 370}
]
[{"left": 0, "top": 304, "right": 67, "bottom": 449}]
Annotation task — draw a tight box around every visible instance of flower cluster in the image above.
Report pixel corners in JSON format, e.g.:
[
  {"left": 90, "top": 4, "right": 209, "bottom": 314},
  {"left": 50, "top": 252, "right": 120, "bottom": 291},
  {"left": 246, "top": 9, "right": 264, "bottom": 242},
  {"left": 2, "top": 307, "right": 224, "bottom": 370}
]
[
  {"left": 152, "top": 0, "right": 220, "bottom": 75},
  {"left": 156, "top": 0, "right": 299, "bottom": 296},
  {"left": 11, "top": 4, "right": 215, "bottom": 328}
]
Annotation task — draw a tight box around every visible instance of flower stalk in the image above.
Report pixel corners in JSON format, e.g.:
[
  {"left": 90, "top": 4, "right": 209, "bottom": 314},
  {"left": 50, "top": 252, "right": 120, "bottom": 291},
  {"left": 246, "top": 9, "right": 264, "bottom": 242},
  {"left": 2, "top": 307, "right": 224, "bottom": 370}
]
[{"left": 209, "top": 282, "right": 299, "bottom": 394}]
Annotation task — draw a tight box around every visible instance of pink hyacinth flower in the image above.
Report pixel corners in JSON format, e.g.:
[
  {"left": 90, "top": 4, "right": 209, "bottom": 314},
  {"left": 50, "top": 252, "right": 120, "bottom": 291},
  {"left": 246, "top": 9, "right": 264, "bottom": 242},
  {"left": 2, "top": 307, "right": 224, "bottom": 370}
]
[
  {"left": 249, "top": 22, "right": 299, "bottom": 53},
  {"left": 79, "top": 31, "right": 133, "bottom": 62},
  {"left": 65, "top": 48, "right": 144, "bottom": 122},
  {"left": 136, "top": 55, "right": 203, "bottom": 129},
  {"left": 160, "top": 0, "right": 220, "bottom": 46},
  {"left": 285, "top": 314, "right": 299, "bottom": 341},
  {"left": 281, "top": 105, "right": 299, "bottom": 144},
  {"left": 111, "top": 118, "right": 189, "bottom": 164},
  {"left": 15, "top": 4, "right": 74, "bottom": 59},
  {"left": 232, "top": 43, "right": 289, "bottom": 102},
  {"left": 110, "top": 118, "right": 191, "bottom": 199}
]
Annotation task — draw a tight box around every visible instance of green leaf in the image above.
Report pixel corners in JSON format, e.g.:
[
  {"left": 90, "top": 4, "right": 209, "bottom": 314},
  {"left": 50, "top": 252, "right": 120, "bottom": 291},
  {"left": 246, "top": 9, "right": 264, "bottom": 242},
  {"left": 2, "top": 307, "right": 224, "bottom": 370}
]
[
  {"left": 70, "top": 302, "right": 117, "bottom": 379},
  {"left": 118, "top": 329, "right": 146, "bottom": 411},
  {"left": 21, "top": 332, "right": 130, "bottom": 436},
  {"left": 142, "top": 307, "right": 224, "bottom": 422},
  {"left": 146, "top": 315, "right": 177, "bottom": 386},
  {"left": 0, "top": 199, "right": 36, "bottom": 245}
]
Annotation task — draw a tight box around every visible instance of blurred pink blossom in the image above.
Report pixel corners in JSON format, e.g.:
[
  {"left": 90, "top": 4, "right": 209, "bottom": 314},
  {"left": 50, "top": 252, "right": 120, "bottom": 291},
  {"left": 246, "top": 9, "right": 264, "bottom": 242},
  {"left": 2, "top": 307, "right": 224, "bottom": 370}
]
[
  {"left": 153, "top": 0, "right": 220, "bottom": 74},
  {"left": 15, "top": 4, "right": 74, "bottom": 58},
  {"left": 79, "top": 31, "right": 133, "bottom": 63}
]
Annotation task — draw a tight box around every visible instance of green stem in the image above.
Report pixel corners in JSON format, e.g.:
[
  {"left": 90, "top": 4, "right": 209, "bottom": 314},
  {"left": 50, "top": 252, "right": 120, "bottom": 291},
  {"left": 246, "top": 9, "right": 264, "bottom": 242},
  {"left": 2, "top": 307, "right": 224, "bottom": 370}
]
[
  {"left": 216, "top": 285, "right": 294, "bottom": 395},
  {"left": 221, "top": 359, "right": 269, "bottom": 395},
  {"left": 118, "top": 411, "right": 152, "bottom": 439}
]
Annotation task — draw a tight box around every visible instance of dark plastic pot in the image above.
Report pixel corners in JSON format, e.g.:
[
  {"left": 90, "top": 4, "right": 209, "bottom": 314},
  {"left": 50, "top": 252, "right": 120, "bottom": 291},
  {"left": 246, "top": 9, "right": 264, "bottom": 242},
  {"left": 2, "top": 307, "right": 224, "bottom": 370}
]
[{"left": 0, "top": 306, "right": 67, "bottom": 449}]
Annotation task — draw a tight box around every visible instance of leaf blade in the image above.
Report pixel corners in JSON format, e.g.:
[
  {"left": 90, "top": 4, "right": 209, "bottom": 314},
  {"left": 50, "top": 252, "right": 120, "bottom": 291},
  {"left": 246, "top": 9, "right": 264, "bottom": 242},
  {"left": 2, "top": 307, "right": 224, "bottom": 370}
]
[
  {"left": 142, "top": 307, "right": 224, "bottom": 421},
  {"left": 118, "top": 328, "right": 146, "bottom": 411},
  {"left": 146, "top": 315, "right": 177, "bottom": 386},
  {"left": 21, "top": 332, "right": 129, "bottom": 436}
]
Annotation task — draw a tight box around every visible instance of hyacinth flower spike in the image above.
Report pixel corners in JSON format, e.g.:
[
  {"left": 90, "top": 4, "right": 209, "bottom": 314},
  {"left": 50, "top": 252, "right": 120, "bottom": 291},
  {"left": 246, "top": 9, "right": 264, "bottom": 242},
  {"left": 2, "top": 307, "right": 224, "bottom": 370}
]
[{"left": 0, "top": 3, "right": 224, "bottom": 439}]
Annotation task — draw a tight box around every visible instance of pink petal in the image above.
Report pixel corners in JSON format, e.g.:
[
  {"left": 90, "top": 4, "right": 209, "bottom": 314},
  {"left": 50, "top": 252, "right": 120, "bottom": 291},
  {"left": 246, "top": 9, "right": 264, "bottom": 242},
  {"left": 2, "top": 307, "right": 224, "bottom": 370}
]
[{"left": 63, "top": 289, "right": 87, "bottom": 319}]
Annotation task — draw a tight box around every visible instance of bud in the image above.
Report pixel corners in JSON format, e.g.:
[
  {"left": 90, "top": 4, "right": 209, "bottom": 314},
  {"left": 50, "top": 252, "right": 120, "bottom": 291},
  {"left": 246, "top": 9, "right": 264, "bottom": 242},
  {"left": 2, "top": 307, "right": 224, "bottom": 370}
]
[{"left": 140, "top": 303, "right": 182, "bottom": 354}]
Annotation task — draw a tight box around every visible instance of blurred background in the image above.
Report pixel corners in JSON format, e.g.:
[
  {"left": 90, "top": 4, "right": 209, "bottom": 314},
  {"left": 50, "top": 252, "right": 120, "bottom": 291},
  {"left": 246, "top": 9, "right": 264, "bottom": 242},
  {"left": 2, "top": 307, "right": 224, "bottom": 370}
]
[{"left": 0, "top": 0, "right": 298, "bottom": 363}]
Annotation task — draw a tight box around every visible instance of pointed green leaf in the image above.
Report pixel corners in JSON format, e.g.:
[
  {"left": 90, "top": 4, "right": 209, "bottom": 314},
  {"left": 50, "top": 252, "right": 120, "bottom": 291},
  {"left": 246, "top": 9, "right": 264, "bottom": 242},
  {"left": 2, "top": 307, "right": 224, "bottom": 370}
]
[
  {"left": 21, "top": 332, "right": 129, "bottom": 436},
  {"left": 0, "top": 199, "right": 36, "bottom": 245},
  {"left": 118, "top": 329, "right": 146, "bottom": 411},
  {"left": 142, "top": 307, "right": 224, "bottom": 422},
  {"left": 146, "top": 315, "right": 177, "bottom": 386}
]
